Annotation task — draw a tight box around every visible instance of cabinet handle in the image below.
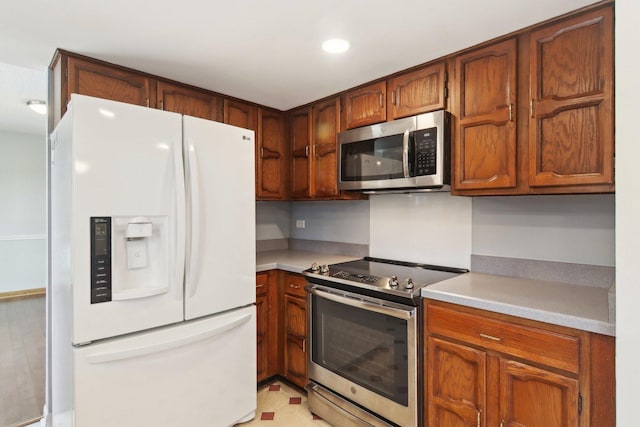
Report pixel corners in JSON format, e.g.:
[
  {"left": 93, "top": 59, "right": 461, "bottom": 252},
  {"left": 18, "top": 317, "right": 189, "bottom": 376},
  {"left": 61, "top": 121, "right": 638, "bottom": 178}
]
[
  {"left": 500, "top": 420, "right": 504, "bottom": 427},
  {"left": 260, "top": 147, "right": 264, "bottom": 158},
  {"left": 305, "top": 145, "right": 309, "bottom": 158},
  {"left": 476, "top": 409, "right": 481, "bottom": 427},
  {"left": 530, "top": 99, "right": 534, "bottom": 118},
  {"left": 302, "top": 338, "right": 306, "bottom": 353},
  {"left": 479, "top": 333, "right": 502, "bottom": 342},
  {"left": 145, "top": 98, "right": 150, "bottom": 108},
  {"left": 289, "top": 284, "right": 301, "bottom": 289},
  {"left": 508, "top": 104, "right": 513, "bottom": 121},
  {"left": 313, "top": 145, "right": 317, "bottom": 157},
  {"left": 379, "top": 93, "right": 383, "bottom": 107},
  {"left": 159, "top": 100, "right": 164, "bottom": 110},
  {"left": 256, "top": 283, "right": 265, "bottom": 288}
]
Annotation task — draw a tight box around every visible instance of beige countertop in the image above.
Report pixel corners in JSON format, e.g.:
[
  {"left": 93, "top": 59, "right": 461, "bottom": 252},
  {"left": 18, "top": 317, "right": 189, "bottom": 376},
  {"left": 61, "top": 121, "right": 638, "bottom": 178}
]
[
  {"left": 421, "top": 272, "right": 615, "bottom": 336},
  {"left": 256, "top": 250, "right": 361, "bottom": 274}
]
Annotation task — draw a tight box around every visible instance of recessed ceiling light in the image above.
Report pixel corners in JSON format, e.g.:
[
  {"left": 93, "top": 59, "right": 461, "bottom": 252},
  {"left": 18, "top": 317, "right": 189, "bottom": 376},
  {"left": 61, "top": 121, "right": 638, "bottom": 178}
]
[
  {"left": 27, "top": 99, "right": 47, "bottom": 115},
  {"left": 322, "top": 38, "right": 350, "bottom": 54}
]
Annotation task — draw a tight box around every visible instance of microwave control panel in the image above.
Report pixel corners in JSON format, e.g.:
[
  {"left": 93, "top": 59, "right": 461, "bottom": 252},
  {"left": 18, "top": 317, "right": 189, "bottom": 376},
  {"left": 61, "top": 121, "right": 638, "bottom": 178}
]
[
  {"left": 413, "top": 127, "right": 437, "bottom": 176},
  {"left": 90, "top": 217, "right": 112, "bottom": 304}
]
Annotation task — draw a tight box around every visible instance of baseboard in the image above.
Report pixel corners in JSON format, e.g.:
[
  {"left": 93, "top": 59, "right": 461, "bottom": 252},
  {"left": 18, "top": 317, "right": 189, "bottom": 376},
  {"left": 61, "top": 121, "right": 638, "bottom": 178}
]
[{"left": 0, "top": 288, "right": 46, "bottom": 301}]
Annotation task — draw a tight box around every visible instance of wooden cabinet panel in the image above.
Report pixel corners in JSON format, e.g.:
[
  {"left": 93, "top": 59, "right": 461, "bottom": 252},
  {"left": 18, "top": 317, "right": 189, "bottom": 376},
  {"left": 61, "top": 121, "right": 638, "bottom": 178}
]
[
  {"left": 224, "top": 99, "right": 257, "bottom": 131},
  {"left": 256, "top": 292, "right": 269, "bottom": 381},
  {"left": 453, "top": 38, "right": 518, "bottom": 191},
  {"left": 290, "top": 108, "right": 312, "bottom": 199},
  {"left": 529, "top": 7, "right": 614, "bottom": 188},
  {"left": 427, "top": 337, "right": 486, "bottom": 427},
  {"left": 500, "top": 359, "right": 579, "bottom": 427},
  {"left": 257, "top": 109, "right": 287, "bottom": 199},
  {"left": 284, "top": 294, "right": 307, "bottom": 389},
  {"left": 66, "top": 56, "right": 155, "bottom": 112},
  {"left": 427, "top": 303, "right": 580, "bottom": 374},
  {"left": 256, "top": 272, "right": 279, "bottom": 382},
  {"left": 388, "top": 62, "right": 447, "bottom": 120},
  {"left": 312, "top": 97, "right": 340, "bottom": 198},
  {"left": 284, "top": 273, "right": 307, "bottom": 299},
  {"left": 344, "top": 81, "right": 386, "bottom": 129},
  {"left": 157, "top": 81, "right": 222, "bottom": 121}
]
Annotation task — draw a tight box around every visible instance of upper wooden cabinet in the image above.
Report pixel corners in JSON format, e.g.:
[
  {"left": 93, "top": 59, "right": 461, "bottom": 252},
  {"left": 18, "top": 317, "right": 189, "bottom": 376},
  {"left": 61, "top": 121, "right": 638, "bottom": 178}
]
[
  {"left": 290, "top": 107, "right": 312, "bottom": 199},
  {"left": 451, "top": 4, "right": 614, "bottom": 195},
  {"left": 528, "top": 7, "right": 614, "bottom": 190},
  {"left": 224, "top": 99, "right": 257, "bottom": 131},
  {"left": 387, "top": 62, "right": 447, "bottom": 120},
  {"left": 452, "top": 38, "right": 518, "bottom": 192},
  {"left": 51, "top": 53, "right": 156, "bottom": 125},
  {"left": 157, "top": 81, "right": 223, "bottom": 121},
  {"left": 257, "top": 109, "right": 287, "bottom": 199},
  {"left": 343, "top": 81, "right": 387, "bottom": 129}
]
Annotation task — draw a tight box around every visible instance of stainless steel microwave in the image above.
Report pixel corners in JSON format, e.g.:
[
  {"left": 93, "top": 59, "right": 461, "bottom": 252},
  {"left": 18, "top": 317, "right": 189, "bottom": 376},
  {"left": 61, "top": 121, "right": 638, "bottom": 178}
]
[{"left": 338, "top": 110, "right": 450, "bottom": 193}]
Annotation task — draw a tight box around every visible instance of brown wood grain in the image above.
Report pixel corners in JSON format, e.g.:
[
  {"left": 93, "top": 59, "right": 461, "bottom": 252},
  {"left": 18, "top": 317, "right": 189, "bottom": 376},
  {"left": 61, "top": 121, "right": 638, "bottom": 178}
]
[
  {"left": 157, "top": 80, "right": 223, "bottom": 121},
  {"left": 387, "top": 62, "right": 447, "bottom": 120},
  {"left": 283, "top": 293, "right": 307, "bottom": 389},
  {"left": 257, "top": 109, "right": 287, "bottom": 199},
  {"left": 223, "top": 98, "right": 257, "bottom": 131},
  {"left": 344, "top": 81, "right": 386, "bottom": 129},
  {"left": 289, "top": 107, "right": 312, "bottom": 199},
  {"left": 312, "top": 97, "right": 340, "bottom": 198}
]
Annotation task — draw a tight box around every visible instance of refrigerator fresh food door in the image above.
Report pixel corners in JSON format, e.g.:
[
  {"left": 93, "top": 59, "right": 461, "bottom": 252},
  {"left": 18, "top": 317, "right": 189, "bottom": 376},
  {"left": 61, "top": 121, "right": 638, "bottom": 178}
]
[
  {"left": 67, "top": 306, "right": 256, "bottom": 427},
  {"left": 55, "top": 95, "right": 186, "bottom": 344},
  {"left": 182, "top": 116, "right": 256, "bottom": 320}
]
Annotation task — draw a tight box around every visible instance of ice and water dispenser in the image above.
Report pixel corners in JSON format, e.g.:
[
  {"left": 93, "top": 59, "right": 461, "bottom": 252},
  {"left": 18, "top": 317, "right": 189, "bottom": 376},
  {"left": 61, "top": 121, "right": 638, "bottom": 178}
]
[{"left": 90, "top": 215, "right": 169, "bottom": 304}]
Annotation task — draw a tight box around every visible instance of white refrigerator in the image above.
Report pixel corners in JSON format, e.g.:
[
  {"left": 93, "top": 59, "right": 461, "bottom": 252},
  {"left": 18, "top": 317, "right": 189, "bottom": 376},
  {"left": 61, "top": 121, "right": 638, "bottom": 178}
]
[{"left": 50, "top": 94, "right": 256, "bottom": 427}]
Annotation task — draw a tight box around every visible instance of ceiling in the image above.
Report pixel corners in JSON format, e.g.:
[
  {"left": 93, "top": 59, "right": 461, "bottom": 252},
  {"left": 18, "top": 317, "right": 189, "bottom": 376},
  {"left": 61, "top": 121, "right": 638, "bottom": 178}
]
[{"left": 1, "top": 0, "right": 599, "bottom": 135}]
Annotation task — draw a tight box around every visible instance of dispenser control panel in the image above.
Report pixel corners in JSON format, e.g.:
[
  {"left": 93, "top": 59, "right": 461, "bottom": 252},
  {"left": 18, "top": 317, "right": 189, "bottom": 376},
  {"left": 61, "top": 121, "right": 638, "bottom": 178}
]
[{"left": 91, "top": 217, "right": 112, "bottom": 304}]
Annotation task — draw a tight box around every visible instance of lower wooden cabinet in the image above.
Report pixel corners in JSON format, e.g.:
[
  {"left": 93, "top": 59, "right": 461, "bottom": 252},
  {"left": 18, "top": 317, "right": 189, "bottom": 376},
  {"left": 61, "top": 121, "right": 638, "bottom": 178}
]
[
  {"left": 283, "top": 273, "right": 308, "bottom": 389},
  {"left": 255, "top": 270, "right": 308, "bottom": 388},
  {"left": 424, "top": 300, "right": 614, "bottom": 427}
]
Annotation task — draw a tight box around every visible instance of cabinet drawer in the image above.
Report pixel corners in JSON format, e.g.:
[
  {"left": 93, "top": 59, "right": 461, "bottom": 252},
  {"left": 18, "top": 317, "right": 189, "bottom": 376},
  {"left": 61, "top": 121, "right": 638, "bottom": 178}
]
[
  {"left": 256, "top": 272, "right": 269, "bottom": 297},
  {"left": 426, "top": 303, "right": 580, "bottom": 374},
  {"left": 284, "top": 273, "right": 307, "bottom": 298}
]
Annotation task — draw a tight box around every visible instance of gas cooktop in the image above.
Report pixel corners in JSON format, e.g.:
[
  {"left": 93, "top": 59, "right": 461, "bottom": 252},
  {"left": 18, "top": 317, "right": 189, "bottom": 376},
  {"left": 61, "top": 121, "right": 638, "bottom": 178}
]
[{"left": 302, "top": 256, "right": 468, "bottom": 305}]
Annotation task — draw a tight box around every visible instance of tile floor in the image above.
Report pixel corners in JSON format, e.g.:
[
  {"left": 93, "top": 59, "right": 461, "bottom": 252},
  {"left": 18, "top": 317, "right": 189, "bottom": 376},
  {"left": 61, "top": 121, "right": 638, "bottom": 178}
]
[{"left": 235, "top": 380, "right": 332, "bottom": 427}]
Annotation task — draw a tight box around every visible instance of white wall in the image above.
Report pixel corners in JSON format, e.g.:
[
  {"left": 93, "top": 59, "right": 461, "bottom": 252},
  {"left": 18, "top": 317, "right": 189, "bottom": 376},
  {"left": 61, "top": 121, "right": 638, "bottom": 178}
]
[
  {"left": 289, "top": 200, "right": 369, "bottom": 244},
  {"left": 616, "top": 0, "right": 640, "bottom": 424},
  {"left": 473, "top": 195, "right": 615, "bottom": 266},
  {"left": 256, "top": 201, "right": 290, "bottom": 240},
  {"left": 369, "top": 193, "right": 472, "bottom": 269},
  {"left": 0, "top": 130, "right": 47, "bottom": 292}
]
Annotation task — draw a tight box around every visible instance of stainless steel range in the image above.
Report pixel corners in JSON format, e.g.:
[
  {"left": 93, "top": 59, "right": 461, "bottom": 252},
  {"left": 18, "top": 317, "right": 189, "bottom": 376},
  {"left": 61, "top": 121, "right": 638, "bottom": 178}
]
[{"left": 303, "top": 257, "right": 467, "bottom": 427}]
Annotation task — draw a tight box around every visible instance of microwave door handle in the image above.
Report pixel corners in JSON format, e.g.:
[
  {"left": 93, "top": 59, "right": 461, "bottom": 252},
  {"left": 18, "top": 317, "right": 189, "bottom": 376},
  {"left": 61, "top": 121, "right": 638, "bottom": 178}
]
[{"left": 402, "top": 130, "right": 410, "bottom": 178}]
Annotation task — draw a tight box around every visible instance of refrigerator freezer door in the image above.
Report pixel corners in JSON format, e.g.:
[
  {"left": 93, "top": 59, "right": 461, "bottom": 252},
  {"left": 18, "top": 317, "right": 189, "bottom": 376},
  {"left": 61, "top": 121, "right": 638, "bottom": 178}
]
[
  {"left": 183, "top": 116, "right": 256, "bottom": 320},
  {"left": 58, "top": 95, "right": 186, "bottom": 344},
  {"left": 68, "top": 306, "right": 257, "bottom": 427}
]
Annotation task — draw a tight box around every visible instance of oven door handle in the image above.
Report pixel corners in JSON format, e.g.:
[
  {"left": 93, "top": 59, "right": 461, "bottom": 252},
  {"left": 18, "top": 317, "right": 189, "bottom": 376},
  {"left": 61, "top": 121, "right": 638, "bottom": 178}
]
[
  {"left": 402, "top": 130, "right": 410, "bottom": 178},
  {"left": 308, "top": 287, "right": 414, "bottom": 320}
]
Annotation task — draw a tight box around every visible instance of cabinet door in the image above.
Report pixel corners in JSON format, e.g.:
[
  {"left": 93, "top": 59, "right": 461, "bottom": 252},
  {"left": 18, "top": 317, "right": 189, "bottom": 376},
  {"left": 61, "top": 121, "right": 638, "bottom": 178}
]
[
  {"left": 257, "top": 109, "right": 287, "bottom": 199},
  {"left": 157, "top": 81, "right": 222, "bottom": 121},
  {"left": 66, "top": 56, "right": 155, "bottom": 111},
  {"left": 290, "top": 108, "right": 312, "bottom": 199},
  {"left": 256, "top": 290, "right": 269, "bottom": 382},
  {"left": 453, "top": 38, "right": 517, "bottom": 191},
  {"left": 388, "top": 62, "right": 447, "bottom": 120},
  {"left": 344, "top": 81, "right": 386, "bottom": 129},
  {"left": 284, "top": 295, "right": 307, "bottom": 389},
  {"left": 500, "top": 359, "right": 579, "bottom": 427},
  {"left": 529, "top": 7, "right": 614, "bottom": 189},
  {"left": 427, "top": 337, "right": 486, "bottom": 427},
  {"left": 312, "top": 98, "right": 340, "bottom": 198},
  {"left": 224, "top": 99, "right": 257, "bottom": 131}
]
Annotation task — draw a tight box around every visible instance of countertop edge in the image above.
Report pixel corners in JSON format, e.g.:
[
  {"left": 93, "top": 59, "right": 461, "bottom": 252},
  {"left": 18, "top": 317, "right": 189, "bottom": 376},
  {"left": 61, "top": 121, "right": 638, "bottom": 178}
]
[{"left": 423, "top": 288, "right": 615, "bottom": 337}]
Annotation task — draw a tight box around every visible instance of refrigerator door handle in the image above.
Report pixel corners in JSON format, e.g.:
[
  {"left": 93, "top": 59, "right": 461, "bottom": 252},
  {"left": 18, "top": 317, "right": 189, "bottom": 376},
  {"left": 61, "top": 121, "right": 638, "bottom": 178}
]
[
  {"left": 112, "top": 286, "right": 169, "bottom": 301},
  {"left": 174, "top": 132, "right": 187, "bottom": 300},
  {"left": 186, "top": 142, "right": 201, "bottom": 297},
  {"left": 86, "top": 310, "right": 253, "bottom": 364}
]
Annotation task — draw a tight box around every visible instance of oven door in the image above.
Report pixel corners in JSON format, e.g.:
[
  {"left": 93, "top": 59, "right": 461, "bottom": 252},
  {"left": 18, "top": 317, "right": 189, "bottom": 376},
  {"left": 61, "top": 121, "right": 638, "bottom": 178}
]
[{"left": 307, "top": 285, "right": 418, "bottom": 427}]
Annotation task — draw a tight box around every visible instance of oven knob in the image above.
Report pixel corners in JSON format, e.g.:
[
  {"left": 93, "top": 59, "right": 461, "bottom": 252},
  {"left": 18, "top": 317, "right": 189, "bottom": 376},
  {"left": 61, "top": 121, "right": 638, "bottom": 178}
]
[
  {"left": 389, "top": 276, "right": 399, "bottom": 288},
  {"left": 320, "top": 264, "right": 330, "bottom": 274},
  {"left": 405, "top": 279, "right": 415, "bottom": 290},
  {"left": 310, "top": 262, "right": 320, "bottom": 272}
]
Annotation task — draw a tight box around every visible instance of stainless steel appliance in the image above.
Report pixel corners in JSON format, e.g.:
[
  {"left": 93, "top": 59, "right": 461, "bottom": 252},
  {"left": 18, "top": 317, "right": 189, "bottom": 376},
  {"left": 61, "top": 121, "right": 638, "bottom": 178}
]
[
  {"left": 338, "top": 110, "right": 451, "bottom": 193},
  {"left": 303, "top": 257, "right": 467, "bottom": 427}
]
